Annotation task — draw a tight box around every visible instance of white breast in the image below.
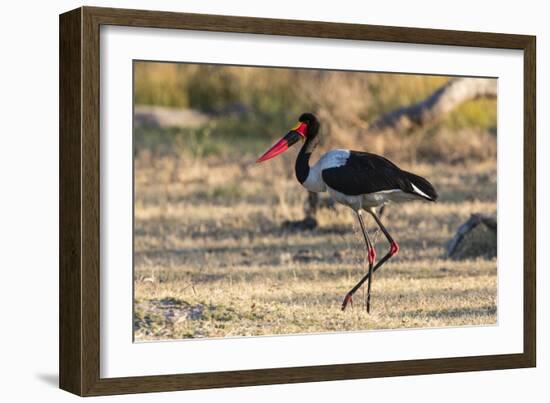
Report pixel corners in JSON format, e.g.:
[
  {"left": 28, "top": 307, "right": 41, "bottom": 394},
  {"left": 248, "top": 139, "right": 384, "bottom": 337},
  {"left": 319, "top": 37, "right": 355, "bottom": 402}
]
[{"left": 301, "top": 149, "right": 350, "bottom": 193}]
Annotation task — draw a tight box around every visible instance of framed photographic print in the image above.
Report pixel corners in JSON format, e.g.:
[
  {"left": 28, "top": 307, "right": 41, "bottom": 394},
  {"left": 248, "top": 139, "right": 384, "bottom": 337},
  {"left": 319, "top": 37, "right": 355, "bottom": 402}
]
[{"left": 59, "top": 6, "right": 536, "bottom": 396}]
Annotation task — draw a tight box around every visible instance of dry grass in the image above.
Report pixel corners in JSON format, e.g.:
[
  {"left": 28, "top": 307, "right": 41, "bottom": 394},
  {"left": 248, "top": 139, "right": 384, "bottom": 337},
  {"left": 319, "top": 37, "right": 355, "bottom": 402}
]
[
  {"left": 134, "top": 63, "right": 497, "bottom": 163},
  {"left": 133, "top": 151, "right": 497, "bottom": 341}
]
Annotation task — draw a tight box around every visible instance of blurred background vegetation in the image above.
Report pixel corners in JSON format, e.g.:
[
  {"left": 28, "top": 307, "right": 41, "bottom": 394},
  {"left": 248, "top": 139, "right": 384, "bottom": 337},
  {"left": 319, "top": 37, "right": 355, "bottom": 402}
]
[
  {"left": 132, "top": 62, "right": 498, "bottom": 339},
  {"left": 134, "top": 62, "right": 496, "bottom": 164}
]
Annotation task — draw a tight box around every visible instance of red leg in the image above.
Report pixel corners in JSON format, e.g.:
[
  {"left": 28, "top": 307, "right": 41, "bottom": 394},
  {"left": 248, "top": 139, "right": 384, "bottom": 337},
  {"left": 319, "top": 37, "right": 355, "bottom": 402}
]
[
  {"left": 341, "top": 210, "right": 398, "bottom": 312},
  {"left": 342, "top": 211, "right": 376, "bottom": 312}
]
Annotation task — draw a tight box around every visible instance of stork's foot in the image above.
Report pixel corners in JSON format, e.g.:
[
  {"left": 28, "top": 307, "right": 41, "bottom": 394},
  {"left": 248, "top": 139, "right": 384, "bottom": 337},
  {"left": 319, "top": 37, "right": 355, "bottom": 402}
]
[{"left": 341, "top": 292, "right": 354, "bottom": 311}]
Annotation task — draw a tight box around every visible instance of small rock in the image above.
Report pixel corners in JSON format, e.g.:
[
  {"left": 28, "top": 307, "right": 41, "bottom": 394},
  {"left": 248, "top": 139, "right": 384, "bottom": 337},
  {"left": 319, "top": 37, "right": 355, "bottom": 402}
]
[{"left": 187, "top": 304, "right": 205, "bottom": 320}]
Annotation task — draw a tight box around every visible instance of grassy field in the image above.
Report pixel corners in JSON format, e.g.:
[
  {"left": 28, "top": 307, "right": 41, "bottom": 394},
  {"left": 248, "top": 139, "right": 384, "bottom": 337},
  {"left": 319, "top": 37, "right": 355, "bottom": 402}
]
[
  {"left": 133, "top": 150, "right": 497, "bottom": 341},
  {"left": 132, "top": 64, "right": 497, "bottom": 341}
]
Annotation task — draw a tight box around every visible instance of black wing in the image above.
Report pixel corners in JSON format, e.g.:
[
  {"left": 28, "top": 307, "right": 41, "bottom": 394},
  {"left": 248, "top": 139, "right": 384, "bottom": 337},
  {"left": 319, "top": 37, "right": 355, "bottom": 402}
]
[{"left": 321, "top": 151, "right": 438, "bottom": 200}]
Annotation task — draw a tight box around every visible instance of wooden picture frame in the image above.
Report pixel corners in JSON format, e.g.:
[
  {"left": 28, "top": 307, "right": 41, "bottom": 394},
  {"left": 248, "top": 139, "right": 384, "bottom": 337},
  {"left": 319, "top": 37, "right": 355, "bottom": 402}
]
[{"left": 59, "top": 6, "right": 536, "bottom": 396}]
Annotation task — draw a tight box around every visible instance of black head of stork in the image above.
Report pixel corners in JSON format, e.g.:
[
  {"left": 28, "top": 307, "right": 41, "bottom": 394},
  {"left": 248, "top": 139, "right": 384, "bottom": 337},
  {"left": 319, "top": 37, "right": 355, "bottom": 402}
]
[{"left": 256, "top": 113, "right": 320, "bottom": 163}]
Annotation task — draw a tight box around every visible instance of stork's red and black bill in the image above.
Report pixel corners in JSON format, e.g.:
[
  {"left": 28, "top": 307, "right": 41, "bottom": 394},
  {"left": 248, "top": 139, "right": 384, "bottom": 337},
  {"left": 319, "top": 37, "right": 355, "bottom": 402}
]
[{"left": 256, "top": 122, "right": 307, "bottom": 163}]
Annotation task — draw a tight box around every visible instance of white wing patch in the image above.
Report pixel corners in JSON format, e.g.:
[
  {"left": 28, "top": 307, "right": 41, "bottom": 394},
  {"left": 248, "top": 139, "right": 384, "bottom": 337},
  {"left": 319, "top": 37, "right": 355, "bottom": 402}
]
[{"left": 302, "top": 149, "right": 350, "bottom": 193}]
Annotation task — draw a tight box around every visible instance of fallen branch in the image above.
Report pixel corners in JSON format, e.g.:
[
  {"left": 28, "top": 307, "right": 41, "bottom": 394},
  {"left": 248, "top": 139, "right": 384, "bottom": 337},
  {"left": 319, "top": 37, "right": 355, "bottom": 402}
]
[{"left": 369, "top": 78, "right": 497, "bottom": 134}]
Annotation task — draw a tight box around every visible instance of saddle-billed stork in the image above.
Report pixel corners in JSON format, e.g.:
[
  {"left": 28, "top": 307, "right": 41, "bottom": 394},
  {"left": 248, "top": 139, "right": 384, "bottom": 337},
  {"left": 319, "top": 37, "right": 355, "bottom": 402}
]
[{"left": 257, "top": 113, "right": 438, "bottom": 313}]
